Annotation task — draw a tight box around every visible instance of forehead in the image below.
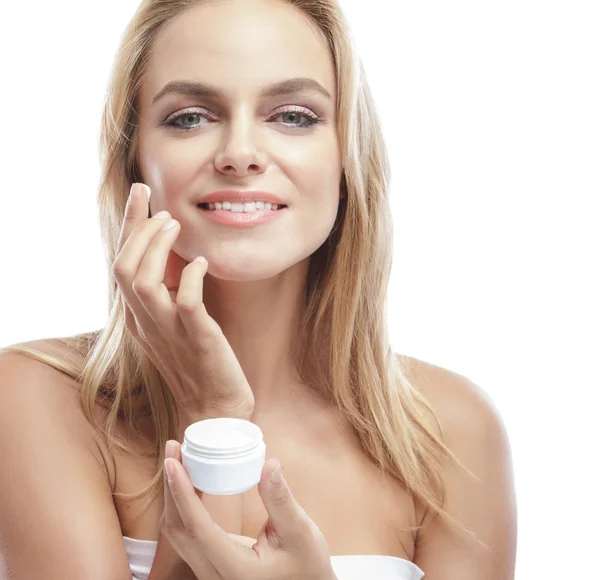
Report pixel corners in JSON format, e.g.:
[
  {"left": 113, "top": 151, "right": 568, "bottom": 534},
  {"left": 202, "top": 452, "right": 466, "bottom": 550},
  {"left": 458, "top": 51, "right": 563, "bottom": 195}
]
[{"left": 142, "top": 0, "right": 336, "bottom": 102}]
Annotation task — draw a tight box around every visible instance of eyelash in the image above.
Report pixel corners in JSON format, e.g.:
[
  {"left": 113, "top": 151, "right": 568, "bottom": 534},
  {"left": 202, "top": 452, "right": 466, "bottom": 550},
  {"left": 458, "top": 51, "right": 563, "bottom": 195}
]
[{"left": 163, "top": 106, "right": 321, "bottom": 132}]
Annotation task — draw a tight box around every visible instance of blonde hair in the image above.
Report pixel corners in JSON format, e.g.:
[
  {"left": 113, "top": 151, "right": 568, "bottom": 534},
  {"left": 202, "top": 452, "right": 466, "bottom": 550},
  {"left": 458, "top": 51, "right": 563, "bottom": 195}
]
[{"left": 2, "top": 0, "right": 490, "bottom": 552}]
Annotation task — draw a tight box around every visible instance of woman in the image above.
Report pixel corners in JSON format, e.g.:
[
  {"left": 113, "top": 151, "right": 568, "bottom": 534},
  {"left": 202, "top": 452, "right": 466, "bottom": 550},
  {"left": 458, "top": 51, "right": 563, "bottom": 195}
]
[{"left": 0, "top": 0, "right": 517, "bottom": 578}]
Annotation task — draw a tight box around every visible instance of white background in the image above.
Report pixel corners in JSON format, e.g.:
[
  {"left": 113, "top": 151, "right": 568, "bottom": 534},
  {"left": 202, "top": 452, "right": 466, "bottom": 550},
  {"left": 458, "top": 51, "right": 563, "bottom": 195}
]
[{"left": 1, "top": 1, "right": 598, "bottom": 578}]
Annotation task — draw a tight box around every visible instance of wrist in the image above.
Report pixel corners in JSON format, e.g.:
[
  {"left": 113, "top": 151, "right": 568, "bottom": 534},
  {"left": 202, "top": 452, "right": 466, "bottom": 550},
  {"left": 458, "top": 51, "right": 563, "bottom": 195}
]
[
  {"left": 147, "top": 532, "right": 196, "bottom": 580},
  {"left": 176, "top": 408, "right": 255, "bottom": 441}
]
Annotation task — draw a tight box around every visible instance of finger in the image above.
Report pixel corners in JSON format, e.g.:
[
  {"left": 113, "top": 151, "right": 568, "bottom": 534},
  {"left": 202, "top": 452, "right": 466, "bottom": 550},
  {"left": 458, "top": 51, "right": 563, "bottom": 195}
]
[
  {"left": 116, "top": 183, "right": 151, "bottom": 254},
  {"left": 116, "top": 183, "right": 153, "bottom": 338},
  {"left": 112, "top": 191, "right": 173, "bottom": 338},
  {"left": 175, "top": 257, "right": 218, "bottom": 339},
  {"left": 131, "top": 216, "right": 182, "bottom": 332},
  {"left": 165, "top": 439, "right": 182, "bottom": 462},
  {"left": 257, "top": 458, "right": 308, "bottom": 543},
  {"left": 162, "top": 441, "right": 184, "bottom": 532},
  {"left": 166, "top": 457, "right": 253, "bottom": 571},
  {"left": 166, "top": 440, "right": 203, "bottom": 499},
  {"left": 163, "top": 450, "right": 221, "bottom": 579},
  {"left": 227, "top": 533, "right": 258, "bottom": 549}
]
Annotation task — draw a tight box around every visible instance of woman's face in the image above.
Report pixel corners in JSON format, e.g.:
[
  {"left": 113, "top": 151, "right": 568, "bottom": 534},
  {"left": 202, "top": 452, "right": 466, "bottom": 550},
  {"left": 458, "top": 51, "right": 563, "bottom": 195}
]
[{"left": 137, "top": 0, "right": 342, "bottom": 282}]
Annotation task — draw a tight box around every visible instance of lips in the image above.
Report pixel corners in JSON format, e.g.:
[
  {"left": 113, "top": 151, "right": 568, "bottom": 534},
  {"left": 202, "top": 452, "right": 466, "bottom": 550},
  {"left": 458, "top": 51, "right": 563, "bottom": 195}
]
[
  {"left": 196, "top": 203, "right": 289, "bottom": 227},
  {"left": 194, "top": 191, "right": 287, "bottom": 206},
  {"left": 197, "top": 202, "right": 287, "bottom": 210}
]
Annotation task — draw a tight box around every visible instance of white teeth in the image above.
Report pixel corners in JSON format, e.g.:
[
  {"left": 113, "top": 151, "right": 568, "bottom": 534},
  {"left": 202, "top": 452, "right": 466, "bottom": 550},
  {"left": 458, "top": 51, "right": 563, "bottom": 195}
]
[{"left": 206, "top": 201, "right": 282, "bottom": 212}]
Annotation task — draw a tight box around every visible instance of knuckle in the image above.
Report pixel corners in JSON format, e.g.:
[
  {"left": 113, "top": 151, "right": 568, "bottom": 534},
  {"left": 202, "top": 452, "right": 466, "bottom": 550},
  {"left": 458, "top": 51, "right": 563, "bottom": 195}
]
[
  {"left": 111, "top": 262, "right": 129, "bottom": 281},
  {"left": 271, "top": 485, "right": 293, "bottom": 508},
  {"left": 132, "top": 279, "right": 154, "bottom": 298},
  {"left": 184, "top": 523, "right": 205, "bottom": 539},
  {"left": 160, "top": 518, "right": 181, "bottom": 537},
  {"left": 175, "top": 299, "right": 198, "bottom": 314},
  {"left": 123, "top": 204, "right": 140, "bottom": 221},
  {"left": 176, "top": 300, "right": 209, "bottom": 318},
  {"left": 189, "top": 319, "right": 223, "bottom": 343}
]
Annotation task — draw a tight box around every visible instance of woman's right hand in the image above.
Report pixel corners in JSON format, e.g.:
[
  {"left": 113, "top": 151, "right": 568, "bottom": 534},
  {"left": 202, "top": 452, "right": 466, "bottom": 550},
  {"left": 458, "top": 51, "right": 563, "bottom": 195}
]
[{"left": 112, "top": 182, "right": 255, "bottom": 423}]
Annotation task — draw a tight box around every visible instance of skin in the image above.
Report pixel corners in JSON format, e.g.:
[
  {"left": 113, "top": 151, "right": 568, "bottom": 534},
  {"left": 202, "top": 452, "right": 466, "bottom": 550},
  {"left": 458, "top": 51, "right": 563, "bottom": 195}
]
[
  {"left": 130, "top": 0, "right": 418, "bottom": 568},
  {"left": 0, "top": 1, "right": 517, "bottom": 579},
  {"left": 137, "top": 0, "right": 344, "bottom": 413}
]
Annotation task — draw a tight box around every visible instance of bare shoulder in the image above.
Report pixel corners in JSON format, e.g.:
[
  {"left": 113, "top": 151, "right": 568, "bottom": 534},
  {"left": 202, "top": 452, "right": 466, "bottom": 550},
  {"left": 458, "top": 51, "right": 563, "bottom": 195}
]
[
  {"left": 0, "top": 336, "right": 133, "bottom": 579},
  {"left": 0, "top": 335, "right": 115, "bottom": 487},
  {"left": 399, "top": 354, "right": 504, "bottom": 431},
  {"left": 1, "top": 334, "right": 94, "bottom": 407},
  {"left": 1, "top": 334, "right": 90, "bottom": 375},
  {"left": 397, "top": 354, "right": 517, "bottom": 579}
]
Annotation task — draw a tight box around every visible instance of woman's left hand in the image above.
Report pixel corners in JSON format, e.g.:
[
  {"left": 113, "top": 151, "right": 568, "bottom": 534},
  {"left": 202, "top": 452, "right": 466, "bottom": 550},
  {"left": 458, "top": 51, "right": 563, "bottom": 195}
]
[{"left": 162, "top": 440, "right": 338, "bottom": 580}]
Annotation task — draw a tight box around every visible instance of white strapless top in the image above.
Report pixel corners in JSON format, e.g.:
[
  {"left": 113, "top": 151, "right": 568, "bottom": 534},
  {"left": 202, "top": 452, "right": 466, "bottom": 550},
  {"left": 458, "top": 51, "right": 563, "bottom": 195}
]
[{"left": 123, "top": 535, "right": 425, "bottom": 579}]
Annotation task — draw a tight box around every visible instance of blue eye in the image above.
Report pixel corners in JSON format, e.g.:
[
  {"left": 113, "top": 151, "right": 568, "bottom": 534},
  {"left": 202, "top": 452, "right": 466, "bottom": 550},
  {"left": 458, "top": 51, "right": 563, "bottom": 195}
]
[
  {"left": 164, "top": 111, "right": 211, "bottom": 131},
  {"left": 274, "top": 110, "right": 319, "bottom": 129},
  {"left": 163, "top": 107, "right": 321, "bottom": 131}
]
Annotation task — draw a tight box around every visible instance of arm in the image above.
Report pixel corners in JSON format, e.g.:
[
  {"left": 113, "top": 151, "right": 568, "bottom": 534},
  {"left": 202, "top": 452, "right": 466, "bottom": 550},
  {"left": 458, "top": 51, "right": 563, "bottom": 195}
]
[
  {"left": 0, "top": 350, "right": 247, "bottom": 580},
  {"left": 412, "top": 366, "right": 518, "bottom": 579},
  {"left": 148, "top": 532, "right": 197, "bottom": 580},
  {"left": 0, "top": 352, "right": 134, "bottom": 579}
]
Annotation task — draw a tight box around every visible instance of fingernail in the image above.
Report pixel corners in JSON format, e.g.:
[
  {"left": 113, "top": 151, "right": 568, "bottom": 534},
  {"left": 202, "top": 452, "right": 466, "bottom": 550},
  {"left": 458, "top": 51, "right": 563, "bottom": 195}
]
[
  {"left": 129, "top": 183, "right": 140, "bottom": 201},
  {"left": 160, "top": 218, "right": 178, "bottom": 231},
  {"left": 153, "top": 210, "right": 170, "bottom": 220},
  {"left": 165, "top": 440, "right": 177, "bottom": 458},
  {"left": 165, "top": 458, "right": 175, "bottom": 482},
  {"left": 270, "top": 462, "right": 283, "bottom": 484},
  {"left": 141, "top": 184, "right": 151, "bottom": 200}
]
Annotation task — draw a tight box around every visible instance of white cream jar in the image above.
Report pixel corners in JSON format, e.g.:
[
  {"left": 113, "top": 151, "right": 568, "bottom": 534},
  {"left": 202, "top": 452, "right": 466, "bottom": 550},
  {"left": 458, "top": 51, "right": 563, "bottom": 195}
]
[{"left": 181, "top": 418, "right": 266, "bottom": 495}]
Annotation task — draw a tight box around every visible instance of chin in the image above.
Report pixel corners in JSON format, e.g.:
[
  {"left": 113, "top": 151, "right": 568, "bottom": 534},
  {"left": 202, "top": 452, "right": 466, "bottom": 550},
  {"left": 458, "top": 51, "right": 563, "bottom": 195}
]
[{"left": 203, "top": 257, "right": 294, "bottom": 282}]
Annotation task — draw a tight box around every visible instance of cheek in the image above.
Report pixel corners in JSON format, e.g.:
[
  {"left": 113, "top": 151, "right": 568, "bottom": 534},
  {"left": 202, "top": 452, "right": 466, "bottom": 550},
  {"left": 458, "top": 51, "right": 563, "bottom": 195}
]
[
  {"left": 138, "top": 126, "right": 169, "bottom": 191},
  {"left": 138, "top": 131, "right": 206, "bottom": 200},
  {"left": 291, "top": 164, "right": 342, "bottom": 248},
  {"left": 292, "top": 160, "right": 342, "bottom": 212},
  {"left": 278, "top": 133, "right": 342, "bottom": 205}
]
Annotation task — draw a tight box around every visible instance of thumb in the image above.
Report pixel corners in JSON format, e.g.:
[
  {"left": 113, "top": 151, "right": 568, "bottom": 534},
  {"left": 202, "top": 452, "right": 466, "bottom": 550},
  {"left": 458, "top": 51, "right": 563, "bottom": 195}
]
[{"left": 257, "top": 458, "right": 307, "bottom": 541}]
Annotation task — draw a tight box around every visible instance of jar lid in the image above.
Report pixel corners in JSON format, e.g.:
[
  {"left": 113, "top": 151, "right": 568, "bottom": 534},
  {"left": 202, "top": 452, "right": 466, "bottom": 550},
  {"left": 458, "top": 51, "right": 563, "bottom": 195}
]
[{"left": 183, "top": 417, "right": 263, "bottom": 459}]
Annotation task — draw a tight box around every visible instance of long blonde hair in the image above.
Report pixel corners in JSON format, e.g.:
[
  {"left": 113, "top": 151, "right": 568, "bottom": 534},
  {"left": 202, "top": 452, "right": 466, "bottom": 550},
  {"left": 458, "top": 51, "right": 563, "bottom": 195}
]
[{"left": 2, "top": 0, "right": 489, "bottom": 551}]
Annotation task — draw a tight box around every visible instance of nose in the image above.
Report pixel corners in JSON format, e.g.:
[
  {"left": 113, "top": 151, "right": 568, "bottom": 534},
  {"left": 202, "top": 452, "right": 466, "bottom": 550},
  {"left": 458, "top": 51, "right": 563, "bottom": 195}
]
[{"left": 213, "top": 116, "right": 268, "bottom": 177}]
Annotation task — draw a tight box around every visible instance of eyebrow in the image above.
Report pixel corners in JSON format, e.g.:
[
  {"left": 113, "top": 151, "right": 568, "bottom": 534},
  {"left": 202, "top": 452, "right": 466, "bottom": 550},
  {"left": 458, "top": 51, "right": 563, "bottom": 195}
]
[{"left": 151, "top": 77, "right": 332, "bottom": 105}]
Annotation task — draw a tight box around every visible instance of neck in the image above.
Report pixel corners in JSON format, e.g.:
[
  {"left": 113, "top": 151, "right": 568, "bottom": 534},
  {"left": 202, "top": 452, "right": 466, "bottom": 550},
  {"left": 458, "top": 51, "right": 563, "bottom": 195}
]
[{"left": 202, "top": 257, "right": 310, "bottom": 412}]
